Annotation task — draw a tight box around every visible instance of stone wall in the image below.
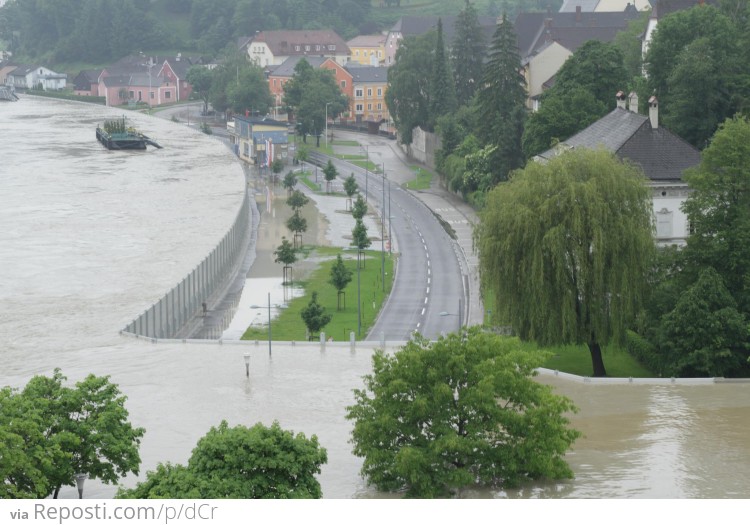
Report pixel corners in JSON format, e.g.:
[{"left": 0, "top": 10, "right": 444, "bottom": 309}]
[{"left": 399, "top": 126, "right": 441, "bottom": 170}]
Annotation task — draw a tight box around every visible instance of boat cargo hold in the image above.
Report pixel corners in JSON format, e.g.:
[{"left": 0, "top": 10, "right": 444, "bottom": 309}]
[{"left": 96, "top": 117, "right": 162, "bottom": 150}]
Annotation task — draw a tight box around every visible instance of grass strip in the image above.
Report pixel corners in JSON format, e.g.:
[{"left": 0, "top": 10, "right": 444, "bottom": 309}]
[{"left": 241, "top": 247, "right": 395, "bottom": 342}]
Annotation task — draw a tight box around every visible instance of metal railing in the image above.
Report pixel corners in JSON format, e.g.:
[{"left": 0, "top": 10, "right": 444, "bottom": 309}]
[{"left": 121, "top": 190, "right": 251, "bottom": 339}]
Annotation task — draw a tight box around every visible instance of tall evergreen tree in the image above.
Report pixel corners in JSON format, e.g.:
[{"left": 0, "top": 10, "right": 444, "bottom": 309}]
[
  {"left": 451, "top": 1, "right": 486, "bottom": 104},
  {"left": 475, "top": 13, "right": 527, "bottom": 186},
  {"left": 428, "top": 18, "right": 457, "bottom": 128}
]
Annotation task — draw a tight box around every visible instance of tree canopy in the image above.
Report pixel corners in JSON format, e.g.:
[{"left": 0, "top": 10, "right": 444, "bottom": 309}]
[
  {"left": 329, "top": 254, "right": 353, "bottom": 310},
  {"left": 645, "top": 4, "right": 744, "bottom": 147},
  {"left": 451, "top": 0, "right": 486, "bottom": 103},
  {"left": 347, "top": 328, "right": 581, "bottom": 497},
  {"left": 682, "top": 115, "right": 750, "bottom": 312},
  {"left": 117, "top": 420, "right": 327, "bottom": 498},
  {"left": 474, "top": 13, "right": 527, "bottom": 188},
  {"left": 475, "top": 149, "right": 655, "bottom": 376},
  {"left": 1, "top": 369, "right": 144, "bottom": 499},
  {"left": 386, "top": 31, "right": 437, "bottom": 144}
]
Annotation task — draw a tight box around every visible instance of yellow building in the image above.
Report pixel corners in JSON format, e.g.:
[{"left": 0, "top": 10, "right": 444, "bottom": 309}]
[
  {"left": 346, "top": 34, "right": 387, "bottom": 66},
  {"left": 345, "top": 66, "right": 389, "bottom": 126}
]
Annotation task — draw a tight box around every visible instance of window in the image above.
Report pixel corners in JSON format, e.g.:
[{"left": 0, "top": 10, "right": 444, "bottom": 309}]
[
  {"left": 295, "top": 45, "right": 300, "bottom": 51},
  {"left": 129, "top": 90, "right": 134, "bottom": 99},
  {"left": 273, "top": 79, "right": 277, "bottom": 87},
  {"left": 305, "top": 45, "right": 310, "bottom": 51},
  {"left": 165, "top": 91, "right": 171, "bottom": 99},
  {"left": 316, "top": 45, "right": 320, "bottom": 51},
  {"left": 355, "top": 50, "right": 359, "bottom": 56},
  {"left": 137, "top": 91, "right": 142, "bottom": 100},
  {"left": 340, "top": 80, "right": 346, "bottom": 89},
  {"left": 656, "top": 209, "right": 673, "bottom": 238},
  {"left": 377, "top": 103, "right": 382, "bottom": 110},
  {"left": 328, "top": 45, "right": 336, "bottom": 51},
  {"left": 377, "top": 88, "right": 382, "bottom": 97},
  {"left": 367, "top": 88, "right": 372, "bottom": 97},
  {"left": 355, "top": 103, "right": 363, "bottom": 112},
  {"left": 378, "top": 51, "right": 382, "bottom": 58},
  {"left": 367, "top": 103, "right": 372, "bottom": 111},
  {"left": 355, "top": 88, "right": 363, "bottom": 98}
]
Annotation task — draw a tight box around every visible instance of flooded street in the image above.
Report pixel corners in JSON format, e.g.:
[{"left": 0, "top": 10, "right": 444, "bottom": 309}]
[{"left": 2, "top": 97, "right": 750, "bottom": 499}]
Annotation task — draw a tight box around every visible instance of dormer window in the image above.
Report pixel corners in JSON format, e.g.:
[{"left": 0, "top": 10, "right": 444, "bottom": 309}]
[
  {"left": 305, "top": 45, "right": 310, "bottom": 51},
  {"left": 316, "top": 45, "right": 320, "bottom": 51},
  {"left": 295, "top": 45, "right": 300, "bottom": 51},
  {"left": 328, "top": 45, "right": 336, "bottom": 51}
]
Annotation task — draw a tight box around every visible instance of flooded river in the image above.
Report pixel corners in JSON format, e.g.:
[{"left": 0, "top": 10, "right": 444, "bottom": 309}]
[{"left": 1, "top": 97, "right": 749, "bottom": 499}]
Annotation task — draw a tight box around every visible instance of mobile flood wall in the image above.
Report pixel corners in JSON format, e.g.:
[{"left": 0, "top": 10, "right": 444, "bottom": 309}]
[{"left": 121, "top": 189, "right": 252, "bottom": 340}]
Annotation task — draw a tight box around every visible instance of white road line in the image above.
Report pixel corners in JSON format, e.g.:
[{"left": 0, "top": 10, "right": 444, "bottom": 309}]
[
  {"left": 421, "top": 308, "right": 425, "bottom": 315},
  {"left": 424, "top": 297, "right": 428, "bottom": 304},
  {"left": 426, "top": 287, "right": 430, "bottom": 294}
]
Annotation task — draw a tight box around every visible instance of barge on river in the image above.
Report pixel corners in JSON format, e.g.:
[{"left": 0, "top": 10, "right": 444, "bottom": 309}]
[{"left": 96, "top": 117, "right": 162, "bottom": 150}]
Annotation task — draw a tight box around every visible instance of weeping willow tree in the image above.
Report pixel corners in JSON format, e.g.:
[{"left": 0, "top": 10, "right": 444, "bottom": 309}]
[{"left": 475, "top": 148, "right": 655, "bottom": 376}]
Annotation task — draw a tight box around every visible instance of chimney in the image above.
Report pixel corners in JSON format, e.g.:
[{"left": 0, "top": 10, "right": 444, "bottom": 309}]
[
  {"left": 628, "top": 91, "right": 639, "bottom": 113},
  {"left": 576, "top": 6, "right": 582, "bottom": 23},
  {"left": 649, "top": 96, "right": 659, "bottom": 129},
  {"left": 616, "top": 90, "right": 626, "bottom": 109}
]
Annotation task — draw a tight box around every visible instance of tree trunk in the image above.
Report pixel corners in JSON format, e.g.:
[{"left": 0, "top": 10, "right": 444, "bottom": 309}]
[
  {"left": 587, "top": 340, "right": 607, "bottom": 377},
  {"left": 53, "top": 485, "right": 61, "bottom": 499}
]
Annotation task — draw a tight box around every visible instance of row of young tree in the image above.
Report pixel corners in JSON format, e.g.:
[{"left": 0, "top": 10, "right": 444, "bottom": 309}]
[
  {"left": 274, "top": 162, "right": 370, "bottom": 340},
  {"left": 0, "top": 0, "right": 375, "bottom": 62},
  {"left": 476, "top": 116, "right": 750, "bottom": 378},
  {"left": 388, "top": 2, "right": 750, "bottom": 207}
]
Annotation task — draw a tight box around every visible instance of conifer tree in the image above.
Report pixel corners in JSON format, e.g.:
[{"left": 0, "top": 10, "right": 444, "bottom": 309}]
[
  {"left": 428, "top": 18, "right": 456, "bottom": 128},
  {"left": 475, "top": 12, "right": 527, "bottom": 186},
  {"left": 451, "top": 1, "right": 486, "bottom": 103}
]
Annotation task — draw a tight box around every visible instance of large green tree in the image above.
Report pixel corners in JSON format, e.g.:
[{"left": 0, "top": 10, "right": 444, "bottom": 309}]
[
  {"left": 645, "top": 4, "right": 742, "bottom": 147},
  {"left": 347, "top": 329, "right": 581, "bottom": 498},
  {"left": 476, "top": 149, "right": 655, "bottom": 377},
  {"left": 522, "top": 87, "right": 607, "bottom": 158},
  {"left": 118, "top": 421, "right": 327, "bottom": 498},
  {"left": 451, "top": 0, "right": 486, "bottom": 103},
  {"left": 657, "top": 267, "right": 749, "bottom": 378},
  {"left": 427, "top": 18, "right": 456, "bottom": 128},
  {"left": 474, "top": 13, "right": 527, "bottom": 187},
  {"left": 552, "top": 40, "right": 629, "bottom": 110},
  {"left": 682, "top": 115, "right": 750, "bottom": 312},
  {"left": 386, "top": 31, "right": 437, "bottom": 144},
  {"left": 186, "top": 66, "right": 213, "bottom": 115},
  {"left": 283, "top": 60, "right": 347, "bottom": 146},
  {"left": 1, "top": 370, "right": 144, "bottom": 499}
]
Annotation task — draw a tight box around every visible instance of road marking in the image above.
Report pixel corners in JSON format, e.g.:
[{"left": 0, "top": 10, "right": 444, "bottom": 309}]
[
  {"left": 421, "top": 308, "right": 425, "bottom": 315},
  {"left": 424, "top": 297, "right": 428, "bottom": 304},
  {"left": 426, "top": 287, "right": 430, "bottom": 294}
]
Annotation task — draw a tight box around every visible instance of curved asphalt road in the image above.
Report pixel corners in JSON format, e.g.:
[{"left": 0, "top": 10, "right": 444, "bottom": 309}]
[{"left": 309, "top": 150, "right": 464, "bottom": 341}]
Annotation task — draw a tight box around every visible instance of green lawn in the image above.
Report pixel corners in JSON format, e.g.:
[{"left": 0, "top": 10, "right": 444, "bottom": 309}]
[
  {"left": 404, "top": 166, "right": 434, "bottom": 190},
  {"left": 241, "top": 247, "right": 395, "bottom": 341},
  {"left": 532, "top": 342, "right": 654, "bottom": 378}
]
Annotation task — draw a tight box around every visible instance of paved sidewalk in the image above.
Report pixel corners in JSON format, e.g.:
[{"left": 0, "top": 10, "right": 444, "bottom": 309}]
[{"left": 330, "top": 129, "right": 484, "bottom": 327}]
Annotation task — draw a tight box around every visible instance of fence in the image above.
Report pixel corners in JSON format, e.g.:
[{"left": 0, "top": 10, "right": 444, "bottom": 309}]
[{"left": 121, "top": 190, "right": 252, "bottom": 339}]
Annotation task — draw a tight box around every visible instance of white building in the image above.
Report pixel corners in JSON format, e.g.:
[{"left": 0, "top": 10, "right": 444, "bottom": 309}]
[{"left": 535, "top": 92, "right": 701, "bottom": 246}]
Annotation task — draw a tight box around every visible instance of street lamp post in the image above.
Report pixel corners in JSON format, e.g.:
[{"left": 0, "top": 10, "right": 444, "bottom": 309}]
[
  {"left": 249, "top": 293, "right": 273, "bottom": 355},
  {"left": 440, "top": 298, "right": 464, "bottom": 333},
  {"left": 363, "top": 144, "right": 369, "bottom": 202},
  {"left": 388, "top": 179, "right": 392, "bottom": 254},
  {"left": 75, "top": 473, "right": 87, "bottom": 499},
  {"left": 325, "top": 102, "right": 332, "bottom": 149},
  {"left": 381, "top": 164, "right": 386, "bottom": 292}
]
